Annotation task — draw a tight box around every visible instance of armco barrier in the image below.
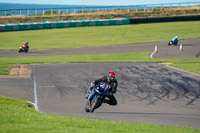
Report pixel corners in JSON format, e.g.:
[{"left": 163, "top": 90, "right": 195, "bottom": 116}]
[
  {"left": 130, "top": 15, "right": 200, "bottom": 24},
  {"left": 0, "top": 18, "right": 130, "bottom": 32}
]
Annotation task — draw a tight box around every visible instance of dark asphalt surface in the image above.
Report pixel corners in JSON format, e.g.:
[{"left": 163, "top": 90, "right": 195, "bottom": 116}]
[
  {"left": 0, "top": 39, "right": 200, "bottom": 129},
  {"left": 32, "top": 63, "right": 200, "bottom": 128},
  {"left": 0, "top": 38, "right": 200, "bottom": 58}
]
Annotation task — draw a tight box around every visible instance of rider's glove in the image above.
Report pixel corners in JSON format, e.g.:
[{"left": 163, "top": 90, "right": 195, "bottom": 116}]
[{"left": 90, "top": 82, "right": 95, "bottom": 87}]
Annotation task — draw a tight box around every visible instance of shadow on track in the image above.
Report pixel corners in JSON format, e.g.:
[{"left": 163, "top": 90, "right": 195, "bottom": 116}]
[{"left": 117, "top": 65, "right": 200, "bottom": 105}]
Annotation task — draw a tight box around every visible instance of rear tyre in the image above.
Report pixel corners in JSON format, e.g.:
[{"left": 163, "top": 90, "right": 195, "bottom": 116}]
[{"left": 18, "top": 49, "right": 22, "bottom": 53}]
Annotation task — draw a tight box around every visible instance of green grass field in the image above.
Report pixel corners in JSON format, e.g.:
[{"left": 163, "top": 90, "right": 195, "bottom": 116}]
[
  {"left": 0, "top": 52, "right": 200, "bottom": 75},
  {"left": 1, "top": 95, "right": 200, "bottom": 133},
  {"left": 0, "top": 21, "right": 200, "bottom": 50},
  {"left": 0, "top": 21, "right": 200, "bottom": 132}
]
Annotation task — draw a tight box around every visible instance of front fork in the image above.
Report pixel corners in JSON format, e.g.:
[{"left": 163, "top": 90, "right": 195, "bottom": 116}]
[{"left": 87, "top": 90, "right": 96, "bottom": 103}]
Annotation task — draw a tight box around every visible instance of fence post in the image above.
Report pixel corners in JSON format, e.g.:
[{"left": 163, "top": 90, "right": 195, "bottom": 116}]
[
  {"left": 35, "top": 9, "right": 37, "bottom": 16},
  {"left": 170, "top": 4, "right": 172, "bottom": 11},
  {"left": 136, "top": 6, "right": 138, "bottom": 12},
  {"left": 98, "top": 8, "right": 100, "bottom": 15},
  {"left": 66, "top": 8, "right": 68, "bottom": 16},
  {"left": 28, "top": 9, "right": 29, "bottom": 16},
  {"left": 43, "top": 9, "right": 44, "bottom": 16},
  {"left": 144, "top": 5, "right": 146, "bottom": 12},
  {"left": 59, "top": 9, "right": 61, "bottom": 15},
  {"left": 152, "top": 4, "right": 154, "bottom": 12},
  {"left": 74, "top": 8, "right": 76, "bottom": 15}
]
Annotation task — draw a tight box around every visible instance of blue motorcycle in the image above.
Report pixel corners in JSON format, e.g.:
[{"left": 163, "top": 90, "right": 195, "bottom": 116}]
[{"left": 85, "top": 82, "right": 110, "bottom": 113}]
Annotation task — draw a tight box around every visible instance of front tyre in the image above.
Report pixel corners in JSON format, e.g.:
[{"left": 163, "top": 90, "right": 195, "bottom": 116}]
[
  {"left": 25, "top": 49, "right": 29, "bottom": 53},
  {"left": 85, "top": 101, "right": 90, "bottom": 112},
  {"left": 90, "top": 96, "right": 101, "bottom": 113}
]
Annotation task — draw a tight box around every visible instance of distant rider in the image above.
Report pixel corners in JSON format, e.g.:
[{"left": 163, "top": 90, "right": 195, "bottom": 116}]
[
  {"left": 171, "top": 36, "right": 178, "bottom": 44},
  {"left": 86, "top": 71, "right": 118, "bottom": 106},
  {"left": 22, "top": 42, "right": 29, "bottom": 51}
]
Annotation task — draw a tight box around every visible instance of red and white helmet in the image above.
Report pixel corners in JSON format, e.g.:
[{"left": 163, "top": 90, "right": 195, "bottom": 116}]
[{"left": 107, "top": 71, "right": 115, "bottom": 82}]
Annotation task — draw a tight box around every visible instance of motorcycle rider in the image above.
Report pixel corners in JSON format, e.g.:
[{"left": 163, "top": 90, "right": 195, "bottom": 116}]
[
  {"left": 86, "top": 71, "right": 118, "bottom": 106},
  {"left": 171, "top": 36, "right": 178, "bottom": 44},
  {"left": 22, "top": 42, "right": 29, "bottom": 51}
]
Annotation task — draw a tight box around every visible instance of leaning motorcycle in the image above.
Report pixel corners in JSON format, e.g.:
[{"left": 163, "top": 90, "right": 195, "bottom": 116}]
[
  {"left": 85, "top": 82, "right": 110, "bottom": 113},
  {"left": 168, "top": 39, "right": 178, "bottom": 46},
  {"left": 18, "top": 46, "right": 29, "bottom": 53}
]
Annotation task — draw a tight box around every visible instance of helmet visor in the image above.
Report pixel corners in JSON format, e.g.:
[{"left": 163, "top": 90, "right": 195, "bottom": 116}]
[{"left": 109, "top": 76, "right": 115, "bottom": 81}]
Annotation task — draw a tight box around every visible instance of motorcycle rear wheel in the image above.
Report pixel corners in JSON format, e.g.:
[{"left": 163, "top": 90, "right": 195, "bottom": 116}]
[{"left": 18, "top": 48, "right": 23, "bottom": 53}]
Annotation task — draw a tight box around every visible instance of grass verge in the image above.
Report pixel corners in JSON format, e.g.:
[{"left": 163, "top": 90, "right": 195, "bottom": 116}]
[
  {"left": 1, "top": 95, "right": 199, "bottom": 133},
  {"left": 0, "top": 21, "right": 200, "bottom": 50},
  {"left": 0, "top": 52, "right": 200, "bottom": 75}
]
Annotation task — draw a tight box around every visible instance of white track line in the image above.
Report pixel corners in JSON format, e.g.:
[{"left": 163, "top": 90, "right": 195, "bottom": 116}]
[
  {"left": 164, "top": 64, "right": 200, "bottom": 77},
  {"left": 150, "top": 51, "right": 156, "bottom": 59},
  {"left": 151, "top": 49, "right": 200, "bottom": 77},
  {"left": 32, "top": 65, "right": 39, "bottom": 112}
]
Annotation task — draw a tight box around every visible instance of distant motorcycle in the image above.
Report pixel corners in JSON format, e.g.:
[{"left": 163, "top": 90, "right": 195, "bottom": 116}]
[
  {"left": 18, "top": 46, "right": 29, "bottom": 53},
  {"left": 85, "top": 82, "right": 110, "bottom": 113},
  {"left": 168, "top": 39, "right": 178, "bottom": 46}
]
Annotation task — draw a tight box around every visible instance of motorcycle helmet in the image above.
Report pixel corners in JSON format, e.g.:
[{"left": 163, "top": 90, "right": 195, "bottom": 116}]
[{"left": 107, "top": 71, "right": 115, "bottom": 82}]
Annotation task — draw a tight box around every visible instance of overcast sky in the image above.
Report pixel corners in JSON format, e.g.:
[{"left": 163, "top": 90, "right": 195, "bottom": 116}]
[{"left": 0, "top": 0, "right": 199, "bottom": 5}]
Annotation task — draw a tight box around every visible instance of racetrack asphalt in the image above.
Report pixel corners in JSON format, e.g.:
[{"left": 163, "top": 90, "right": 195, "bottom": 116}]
[
  {"left": 0, "top": 38, "right": 200, "bottom": 58},
  {"left": 0, "top": 38, "right": 200, "bottom": 129}
]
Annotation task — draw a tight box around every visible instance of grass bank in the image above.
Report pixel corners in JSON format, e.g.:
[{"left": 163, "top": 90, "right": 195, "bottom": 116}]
[
  {"left": 0, "top": 21, "right": 200, "bottom": 50},
  {"left": 0, "top": 52, "right": 200, "bottom": 75},
  {"left": 1, "top": 95, "right": 199, "bottom": 133}
]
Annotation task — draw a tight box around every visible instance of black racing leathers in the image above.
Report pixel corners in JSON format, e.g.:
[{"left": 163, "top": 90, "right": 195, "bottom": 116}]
[{"left": 92, "top": 76, "right": 117, "bottom": 94}]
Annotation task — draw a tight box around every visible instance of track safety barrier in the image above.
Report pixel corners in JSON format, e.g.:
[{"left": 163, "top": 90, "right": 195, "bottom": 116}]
[
  {"left": 130, "top": 15, "right": 200, "bottom": 24},
  {"left": 0, "top": 18, "right": 130, "bottom": 32}
]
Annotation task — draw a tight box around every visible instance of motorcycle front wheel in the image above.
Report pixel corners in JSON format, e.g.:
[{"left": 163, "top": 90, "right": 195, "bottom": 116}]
[
  {"left": 85, "top": 101, "right": 90, "bottom": 112},
  {"left": 90, "top": 96, "right": 101, "bottom": 113}
]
